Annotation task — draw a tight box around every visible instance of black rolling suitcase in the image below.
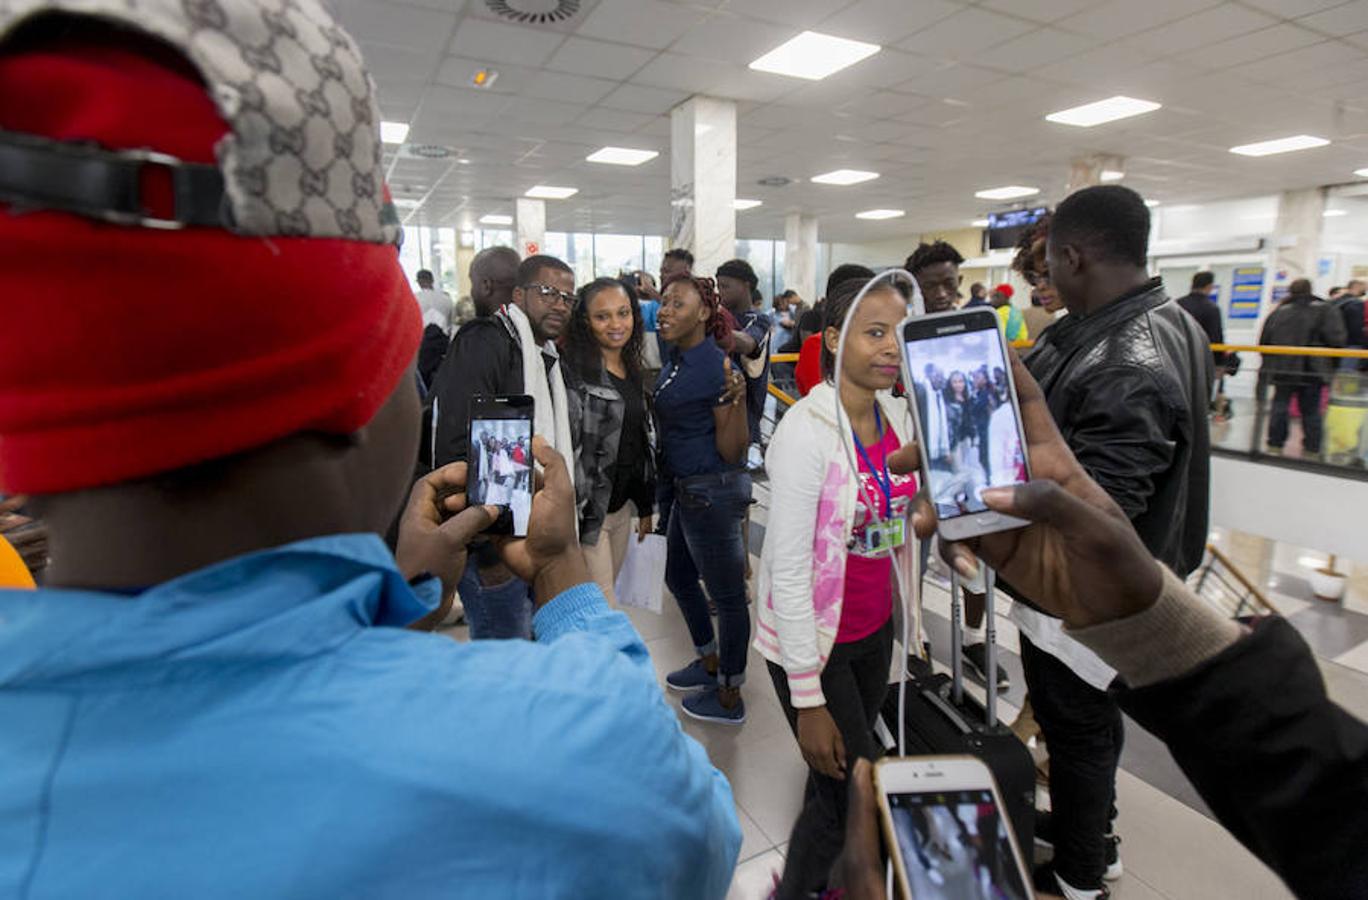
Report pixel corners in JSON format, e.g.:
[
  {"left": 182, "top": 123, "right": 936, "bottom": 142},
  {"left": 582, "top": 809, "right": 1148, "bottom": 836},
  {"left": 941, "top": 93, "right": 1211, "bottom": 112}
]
[{"left": 879, "top": 567, "right": 1036, "bottom": 854}]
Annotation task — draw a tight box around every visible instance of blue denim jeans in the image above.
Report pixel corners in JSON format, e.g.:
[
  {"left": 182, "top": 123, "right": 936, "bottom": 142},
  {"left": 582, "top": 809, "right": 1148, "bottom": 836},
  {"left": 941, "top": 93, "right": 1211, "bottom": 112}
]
[
  {"left": 665, "top": 470, "right": 752, "bottom": 687},
  {"left": 457, "top": 554, "right": 533, "bottom": 640}
]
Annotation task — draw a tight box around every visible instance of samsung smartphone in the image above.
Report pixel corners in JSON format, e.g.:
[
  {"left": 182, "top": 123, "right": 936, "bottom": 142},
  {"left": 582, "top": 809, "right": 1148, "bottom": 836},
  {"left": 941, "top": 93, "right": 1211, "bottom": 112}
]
[
  {"left": 876, "top": 756, "right": 1033, "bottom": 900},
  {"left": 467, "top": 395, "right": 534, "bottom": 537},
  {"left": 902, "top": 308, "right": 1031, "bottom": 540}
]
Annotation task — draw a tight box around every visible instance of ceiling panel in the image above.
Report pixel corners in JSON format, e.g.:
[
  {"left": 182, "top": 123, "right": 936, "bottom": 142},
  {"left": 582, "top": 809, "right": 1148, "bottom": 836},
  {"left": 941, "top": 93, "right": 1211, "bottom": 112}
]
[
  {"left": 979, "top": 0, "right": 1097, "bottom": 23},
  {"left": 983, "top": 27, "right": 1095, "bottom": 72},
  {"left": 1195, "top": 23, "right": 1325, "bottom": 68},
  {"left": 544, "top": 36, "right": 658, "bottom": 80},
  {"left": 724, "top": 0, "right": 852, "bottom": 27},
  {"left": 1058, "top": 0, "right": 1221, "bottom": 39},
  {"left": 897, "top": 7, "right": 1037, "bottom": 56},
  {"left": 522, "top": 70, "right": 618, "bottom": 104},
  {"left": 812, "top": 0, "right": 964, "bottom": 44},
  {"left": 448, "top": 17, "right": 566, "bottom": 64},
  {"left": 575, "top": 0, "right": 708, "bottom": 49},
  {"left": 1300, "top": 1, "right": 1368, "bottom": 35},
  {"left": 1128, "top": 3, "right": 1279, "bottom": 55}
]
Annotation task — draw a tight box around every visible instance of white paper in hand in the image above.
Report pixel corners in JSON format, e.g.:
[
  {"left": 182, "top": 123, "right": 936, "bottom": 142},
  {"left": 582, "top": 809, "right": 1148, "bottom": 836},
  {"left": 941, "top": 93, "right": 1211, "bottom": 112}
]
[{"left": 614, "top": 533, "right": 667, "bottom": 613}]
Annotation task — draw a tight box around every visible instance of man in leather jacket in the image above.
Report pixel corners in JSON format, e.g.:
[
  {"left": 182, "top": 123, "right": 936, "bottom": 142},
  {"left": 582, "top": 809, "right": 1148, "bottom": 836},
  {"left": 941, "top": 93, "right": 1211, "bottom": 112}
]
[{"left": 1018, "top": 185, "right": 1213, "bottom": 899}]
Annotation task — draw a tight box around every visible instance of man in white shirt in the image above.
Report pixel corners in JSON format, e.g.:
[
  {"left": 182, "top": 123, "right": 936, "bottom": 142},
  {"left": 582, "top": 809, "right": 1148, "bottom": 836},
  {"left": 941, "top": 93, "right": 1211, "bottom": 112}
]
[{"left": 414, "top": 269, "right": 454, "bottom": 336}]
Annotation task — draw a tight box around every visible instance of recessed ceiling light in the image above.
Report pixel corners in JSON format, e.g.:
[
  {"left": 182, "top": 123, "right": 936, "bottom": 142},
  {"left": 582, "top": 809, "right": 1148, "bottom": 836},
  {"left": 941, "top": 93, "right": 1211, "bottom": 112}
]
[
  {"left": 749, "top": 31, "right": 881, "bottom": 81},
  {"left": 479, "top": 213, "right": 513, "bottom": 225},
  {"left": 586, "top": 147, "right": 659, "bottom": 166},
  {"left": 811, "top": 168, "right": 879, "bottom": 186},
  {"left": 525, "top": 185, "right": 578, "bottom": 199},
  {"left": 1045, "top": 96, "right": 1161, "bottom": 127},
  {"left": 1100, "top": 169, "right": 1125, "bottom": 182},
  {"left": 734, "top": 199, "right": 763, "bottom": 210},
  {"left": 975, "top": 185, "right": 1039, "bottom": 200},
  {"left": 1324, "top": 209, "right": 1348, "bottom": 217},
  {"left": 1229, "top": 135, "right": 1329, "bottom": 157},
  {"left": 856, "top": 208, "right": 904, "bottom": 220},
  {"left": 1354, "top": 168, "right": 1368, "bottom": 177},
  {"left": 971, "top": 218, "right": 990, "bottom": 227},
  {"left": 393, "top": 198, "right": 421, "bottom": 209},
  {"left": 380, "top": 121, "right": 410, "bottom": 144},
  {"left": 471, "top": 68, "right": 498, "bottom": 89},
  {"left": 457, "top": 158, "right": 472, "bottom": 165},
  {"left": 1144, "top": 200, "right": 1161, "bottom": 208}
]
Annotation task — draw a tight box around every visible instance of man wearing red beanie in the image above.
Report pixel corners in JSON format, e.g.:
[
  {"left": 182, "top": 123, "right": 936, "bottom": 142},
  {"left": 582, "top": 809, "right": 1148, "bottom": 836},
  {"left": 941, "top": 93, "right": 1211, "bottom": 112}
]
[{"left": 0, "top": 2, "right": 740, "bottom": 897}]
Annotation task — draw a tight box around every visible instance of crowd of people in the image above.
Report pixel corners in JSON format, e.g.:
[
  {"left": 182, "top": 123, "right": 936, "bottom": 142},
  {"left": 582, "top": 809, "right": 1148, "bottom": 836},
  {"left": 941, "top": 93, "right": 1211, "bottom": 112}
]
[{"left": 1, "top": 2, "right": 1366, "bottom": 900}]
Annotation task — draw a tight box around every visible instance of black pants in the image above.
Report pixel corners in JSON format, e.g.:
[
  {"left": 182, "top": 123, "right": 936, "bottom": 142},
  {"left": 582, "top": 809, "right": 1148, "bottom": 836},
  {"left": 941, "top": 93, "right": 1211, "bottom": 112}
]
[
  {"left": 768, "top": 618, "right": 893, "bottom": 899},
  {"left": 1268, "top": 380, "right": 1324, "bottom": 453},
  {"left": 1020, "top": 635, "right": 1123, "bottom": 889}
]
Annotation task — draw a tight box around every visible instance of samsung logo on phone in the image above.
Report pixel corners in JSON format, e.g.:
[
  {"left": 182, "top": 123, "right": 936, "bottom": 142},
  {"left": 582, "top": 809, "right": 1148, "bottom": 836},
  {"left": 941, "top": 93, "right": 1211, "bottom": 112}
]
[{"left": 935, "top": 324, "right": 967, "bottom": 334}]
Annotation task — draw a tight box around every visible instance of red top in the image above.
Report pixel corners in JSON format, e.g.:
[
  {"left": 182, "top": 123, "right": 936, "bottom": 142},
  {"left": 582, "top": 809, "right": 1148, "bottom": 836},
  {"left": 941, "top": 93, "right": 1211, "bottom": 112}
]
[
  {"left": 511, "top": 446, "right": 526, "bottom": 465},
  {"left": 837, "top": 426, "right": 918, "bottom": 643},
  {"left": 795, "top": 333, "right": 823, "bottom": 397}
]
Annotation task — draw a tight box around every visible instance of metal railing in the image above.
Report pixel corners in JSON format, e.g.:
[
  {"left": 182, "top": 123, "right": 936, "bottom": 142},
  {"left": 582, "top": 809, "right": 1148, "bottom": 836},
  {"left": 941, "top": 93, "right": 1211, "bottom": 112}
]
[{"left": 1190, "top": 544, "right": 1280, "bottom": 619}]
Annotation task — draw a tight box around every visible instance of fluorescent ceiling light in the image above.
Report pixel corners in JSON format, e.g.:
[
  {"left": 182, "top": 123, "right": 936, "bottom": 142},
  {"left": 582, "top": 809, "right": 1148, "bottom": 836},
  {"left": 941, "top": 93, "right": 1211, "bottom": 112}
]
[
  {"left": 525, "top": 185, "right": 578, "bottom": 199},
  {"left": 586, "top": 146, "right": 659, "bottom": 166},
  {"left": 380, "top": 121, "right": 410, "bottom": 144},
  {"left": 1144, "top": 200, "right": 1161, "bottom": 207},
  {"left": 975, "top": 185, "right": 1039, "bottom": 200},
  {"left": 479, "top": 213, "right": 513, "bottom": 225},
  {"left": 971, "top": 218, "right": 990, "bottom": 227},
  {"left": 393, "top": 198, "right": 421, "bottom": 209},
  {"left": 1045, "top": 96, "right": 1161, "bottom": 127},
  {"left": 749, "top": 31, "right": 881, "bottom": 81},
  {"left": 1356, "top": 168, "right": 1368, "bottom": 177},
  {"left": 856, "top": 208, "right": 904, "bottom": 220},
  {"left": 1229, "top": 134, "right": 1329, "bottom": 157},
  {"left": 733, "top": 199, "right": 763, "bottom": 210},
  {"left": 811, "top": 168, "right": 879, "bottom": 186},
  {"left": 1100, "top": 169, "right": 1125, "bottom": 182},
  {"left": 1324, "top": 209, "right": 1348, "bottom": 217}
]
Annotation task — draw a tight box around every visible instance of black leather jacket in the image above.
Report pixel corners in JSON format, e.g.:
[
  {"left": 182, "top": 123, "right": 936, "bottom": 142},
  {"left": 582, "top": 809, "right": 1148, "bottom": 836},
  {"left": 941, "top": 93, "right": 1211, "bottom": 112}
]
[{"left": 1024, "top": 279, "right": 1213, "bottom": 576}]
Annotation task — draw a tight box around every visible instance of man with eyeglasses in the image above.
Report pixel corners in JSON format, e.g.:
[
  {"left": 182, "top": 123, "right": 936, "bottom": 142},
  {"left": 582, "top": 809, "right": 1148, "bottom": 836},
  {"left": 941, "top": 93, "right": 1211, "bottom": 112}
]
[{"left": 429, "top": 254, "right": 578, "bottom": 639}]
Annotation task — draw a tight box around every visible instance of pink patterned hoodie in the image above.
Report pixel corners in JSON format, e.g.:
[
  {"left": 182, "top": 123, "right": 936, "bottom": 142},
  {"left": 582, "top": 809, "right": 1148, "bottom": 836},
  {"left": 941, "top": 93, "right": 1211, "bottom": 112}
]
[{"left": 753, "top": 382, "right": 922, "bottom": 708}]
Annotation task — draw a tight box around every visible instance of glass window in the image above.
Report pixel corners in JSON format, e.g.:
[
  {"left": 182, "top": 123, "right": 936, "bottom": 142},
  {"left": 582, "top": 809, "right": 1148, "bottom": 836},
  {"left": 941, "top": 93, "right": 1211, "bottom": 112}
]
[
  {"left": 644, "top": 236, "right": 665, "bottom": 280},
  {"left": 772, "top": 240, "right": 786, "bottom": 300},
  {"left": 543, "top": 231, "right": 568, "bottom": 262},
  {"left": 562, "top": 232, "right": 595, "bottom": 288},
  {"left": 594, "top": 234, "right": 645, "bottom": 279},
  {"left": 735, "top": 238, "right": 776, "bottom": 306},
  {"left": 477, "top": 229, "right": 513, "bottom": 251}
]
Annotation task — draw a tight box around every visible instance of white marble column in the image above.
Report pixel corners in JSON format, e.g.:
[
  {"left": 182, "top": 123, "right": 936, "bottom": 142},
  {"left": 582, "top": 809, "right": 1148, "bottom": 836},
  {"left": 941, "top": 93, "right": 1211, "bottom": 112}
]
[
  {"left": 1066, "top": 153, "right": 1123, "bottom": 195},
  {"left": 670, "top": 96, "right": 737, "bottom": 279},
  {"left": 784, "top": 212, "right": 818, "bottom": 305},
  {"left": 515, "top": 197, "right": 545, "bottom": 259},
  {"left": 1274, "top": 187, "right": 1326, "bottom": 283}
]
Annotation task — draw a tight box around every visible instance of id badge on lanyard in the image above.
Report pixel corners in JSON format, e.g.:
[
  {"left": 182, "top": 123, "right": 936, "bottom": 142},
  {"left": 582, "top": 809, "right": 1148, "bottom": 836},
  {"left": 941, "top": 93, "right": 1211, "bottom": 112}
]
[{"left": 853, "top": 407, "right": 906, "bottom": 556}]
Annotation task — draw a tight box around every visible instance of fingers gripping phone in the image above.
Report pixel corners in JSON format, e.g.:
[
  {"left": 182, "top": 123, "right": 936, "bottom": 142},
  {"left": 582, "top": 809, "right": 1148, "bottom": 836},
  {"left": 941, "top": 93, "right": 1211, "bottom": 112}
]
[
  {"left": 901, "top": 308, "right": 1031, "bottom": 540},
  {"left": 876, "top": 756, "right": 1033, "bottom": 900},
  {"left": 467, "top": 395, "right": 534, "bottom": 537}
]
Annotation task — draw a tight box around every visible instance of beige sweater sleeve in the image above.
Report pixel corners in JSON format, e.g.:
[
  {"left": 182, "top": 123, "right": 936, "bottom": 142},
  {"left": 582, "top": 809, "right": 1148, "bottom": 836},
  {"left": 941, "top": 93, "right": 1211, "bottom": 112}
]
[{"left": 1066, "top": 567, "right": 1245, "bottom": 688}]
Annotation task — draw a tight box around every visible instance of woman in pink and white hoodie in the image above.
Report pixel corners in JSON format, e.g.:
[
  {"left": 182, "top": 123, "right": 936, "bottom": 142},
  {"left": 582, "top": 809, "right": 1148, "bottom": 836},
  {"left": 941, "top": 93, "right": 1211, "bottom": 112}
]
[{"left": 754, "top": 275, "right": 922, "bottom": 897}]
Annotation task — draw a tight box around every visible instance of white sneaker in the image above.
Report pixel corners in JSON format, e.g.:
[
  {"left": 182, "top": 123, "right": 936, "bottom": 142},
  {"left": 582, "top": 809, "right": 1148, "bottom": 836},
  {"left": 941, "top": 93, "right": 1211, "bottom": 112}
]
[{"left": 1055, "top": 872, "right": 1110, "bottom": 900}]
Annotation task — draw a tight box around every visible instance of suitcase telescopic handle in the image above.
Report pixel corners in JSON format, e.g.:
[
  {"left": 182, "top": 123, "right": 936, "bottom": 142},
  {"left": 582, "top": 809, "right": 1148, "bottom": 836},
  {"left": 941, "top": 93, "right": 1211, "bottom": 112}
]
[
  {"left": 951, "top": 564, "right": 999, "bottom": 728},
  {"left": 949, "top": 570, "right": 964, "bottom": 706}
]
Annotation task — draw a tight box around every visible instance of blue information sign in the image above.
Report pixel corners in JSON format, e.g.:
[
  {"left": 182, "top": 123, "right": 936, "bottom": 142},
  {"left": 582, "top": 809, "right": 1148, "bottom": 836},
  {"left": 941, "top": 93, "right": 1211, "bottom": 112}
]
[{"left": 1229, "top": 266, "right": 1264, "bottom": 320}]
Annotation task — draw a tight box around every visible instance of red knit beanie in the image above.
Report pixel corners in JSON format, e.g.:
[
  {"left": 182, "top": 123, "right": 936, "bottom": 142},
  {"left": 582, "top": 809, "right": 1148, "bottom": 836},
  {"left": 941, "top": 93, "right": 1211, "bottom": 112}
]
[{"left": 0, "top": 29, "right": 419, "bottom": 494}]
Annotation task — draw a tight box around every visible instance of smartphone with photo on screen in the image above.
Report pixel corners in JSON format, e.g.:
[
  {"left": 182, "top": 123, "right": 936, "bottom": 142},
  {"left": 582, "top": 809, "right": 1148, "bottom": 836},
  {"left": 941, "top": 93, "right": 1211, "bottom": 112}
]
[
  {"left": 467, "top": 395, "right": 534, "bottom": 537},
  {"left": 876, "top": 756, "right": 1033, "bottom": 900},
  {"left": 901, "top": 308, "right": 1031, "bottom": 541}
]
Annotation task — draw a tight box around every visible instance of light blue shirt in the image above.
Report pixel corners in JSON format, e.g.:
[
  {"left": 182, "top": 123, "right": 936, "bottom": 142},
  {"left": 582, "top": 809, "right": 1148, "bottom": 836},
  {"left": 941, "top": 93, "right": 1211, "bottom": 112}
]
[{"left": 0, "top": 535, "right": 740, "bottom": 898}]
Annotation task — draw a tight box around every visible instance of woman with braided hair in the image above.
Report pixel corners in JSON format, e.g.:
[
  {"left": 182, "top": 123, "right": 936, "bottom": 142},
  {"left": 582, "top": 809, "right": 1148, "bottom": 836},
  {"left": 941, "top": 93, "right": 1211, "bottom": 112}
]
[{"left": 654, "top": 274, "right": 754, "bottom": 724}]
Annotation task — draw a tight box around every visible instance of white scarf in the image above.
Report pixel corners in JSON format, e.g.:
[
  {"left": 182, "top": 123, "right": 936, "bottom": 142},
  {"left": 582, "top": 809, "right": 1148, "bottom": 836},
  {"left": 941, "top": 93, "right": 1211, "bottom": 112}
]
[{"left": 505, "top": 304, "right": 575, "bottom": 491}]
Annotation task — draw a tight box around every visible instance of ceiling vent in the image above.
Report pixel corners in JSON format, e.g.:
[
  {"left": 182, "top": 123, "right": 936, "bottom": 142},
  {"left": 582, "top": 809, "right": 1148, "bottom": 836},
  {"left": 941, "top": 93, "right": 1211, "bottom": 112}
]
[
  {"left": 404, "top": 144, "right": 456, "bottom": 159},
  {"left": 484, "top": 0, "right": 582, "bottom": 25},
  {"left": 757, "top": 176, "right": 792, "bottom": 188}
]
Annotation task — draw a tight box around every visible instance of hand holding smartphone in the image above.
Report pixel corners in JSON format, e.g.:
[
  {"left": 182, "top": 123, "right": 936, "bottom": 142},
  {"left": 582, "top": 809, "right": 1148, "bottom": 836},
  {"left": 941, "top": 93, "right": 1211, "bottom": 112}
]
[
  {"left": 876, "top": 756, "right": 1033, "bottom": 900},
  {"left": 901, "top": 308, "right": 1031, "bottom": 540},
  {"left": 467, "top": 395, "right": 534, "bottom": 537}
]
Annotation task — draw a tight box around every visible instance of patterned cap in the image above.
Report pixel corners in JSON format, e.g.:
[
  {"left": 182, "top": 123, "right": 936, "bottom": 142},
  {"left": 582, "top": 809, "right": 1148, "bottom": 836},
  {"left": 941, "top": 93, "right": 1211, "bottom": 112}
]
[{"left": 0, "top": 0, "right": 399, "bottom": 244}]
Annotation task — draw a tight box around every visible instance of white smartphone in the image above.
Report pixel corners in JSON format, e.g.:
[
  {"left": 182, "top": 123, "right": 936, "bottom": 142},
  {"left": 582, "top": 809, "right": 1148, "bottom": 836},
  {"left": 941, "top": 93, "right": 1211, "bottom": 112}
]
[
  {"left": 876, "top": 756, "right": 1033, "bottom": 900},
  {"left": 901, "top": 308, "right": 1031, "bottom": 541}
]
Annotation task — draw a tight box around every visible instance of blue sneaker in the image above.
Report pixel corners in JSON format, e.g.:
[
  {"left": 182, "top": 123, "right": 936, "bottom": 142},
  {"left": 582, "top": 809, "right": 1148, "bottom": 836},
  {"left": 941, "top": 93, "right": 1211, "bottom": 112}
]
[
  {"left": 682, "top": 689, "right": 746, "bottom": 725},
  {"left": 666, "top": 658, "right": 718, "bottom": 693}
]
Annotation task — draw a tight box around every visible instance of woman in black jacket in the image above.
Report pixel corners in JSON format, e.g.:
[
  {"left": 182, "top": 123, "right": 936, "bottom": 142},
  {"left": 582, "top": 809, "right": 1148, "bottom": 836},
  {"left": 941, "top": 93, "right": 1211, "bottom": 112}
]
[{"left": 564, "top": 277, "right": 656, "bottom": 604}]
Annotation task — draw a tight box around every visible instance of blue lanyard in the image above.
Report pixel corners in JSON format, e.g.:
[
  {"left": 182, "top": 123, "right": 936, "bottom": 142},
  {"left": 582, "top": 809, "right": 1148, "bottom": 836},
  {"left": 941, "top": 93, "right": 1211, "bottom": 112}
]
[{"left": 852, "top": 405, "right": 893, "bottom": 518}]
